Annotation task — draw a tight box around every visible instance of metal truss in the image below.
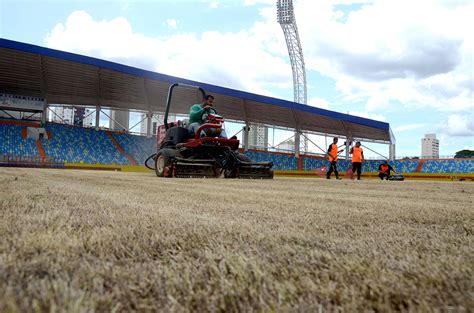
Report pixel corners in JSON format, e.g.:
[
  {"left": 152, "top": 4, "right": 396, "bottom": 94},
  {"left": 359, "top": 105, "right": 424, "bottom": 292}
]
[
  {"left": 277, "top": 0, "right": 307, "bottom": 105},
  {"left": 277, "top": 0, "right": 308, "bottom": 153}
]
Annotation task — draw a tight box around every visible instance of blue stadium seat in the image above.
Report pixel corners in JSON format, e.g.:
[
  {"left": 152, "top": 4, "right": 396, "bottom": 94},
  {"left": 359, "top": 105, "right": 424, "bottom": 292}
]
[
  {"left": 421, "top": 159, "right": 474, "bottom": 173},
  {"left": 302, "top": 157, "right": 327, "bottom": 171},
  {"left": 0, "top": 123, "right": 39, "bottom": 157},
  {"left": 112, "top": 132, "right": 156, "bottom": 165},
  {"left": 391, "top": 160, "right": 419, "bottom": 173},
  {"left": 42, "top": 123, "right": 129, "bottom": 164},
  {"left": 244, "top": 150, "right": 298, "bottom": 171}
]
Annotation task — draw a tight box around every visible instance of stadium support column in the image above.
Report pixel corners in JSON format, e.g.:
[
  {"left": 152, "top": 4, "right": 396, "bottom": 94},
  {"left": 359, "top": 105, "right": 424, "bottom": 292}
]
[
  {"left": 294, "top": 131, "right": 300, "bottom": 157},
  {"left": 389, "top": 127, "right": 396, "bottom": 161},
  {"left": 96, "top": 106, "right": 100, "bottom": 128},
  {"left": 389, "top": 143, "right": 396, "bottom": 161},
  {"left": 146, "top": 111, "right": 152, "bottom": 137},
  {"left": 345, "top": 138, "right": 351, "bottom": 160},
  {"left": 42, "top": 102, "right": 48, "bottom": 124},
  {"left": 243, "top": 124, "right": 250, "bottom": 151}
]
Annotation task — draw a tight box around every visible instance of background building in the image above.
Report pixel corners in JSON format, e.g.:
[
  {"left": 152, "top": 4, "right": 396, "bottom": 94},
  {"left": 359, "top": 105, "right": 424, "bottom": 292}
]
[
  {"left": 249, "top": 125, "right": 268, "bottom": 150},
  {"left": 140, "top": 113, "right": 162, "bottom": 135},
  {"left": 139, "top": 113, "right": 179, "bottom": 135},
  {"left": 50, "top": 106, "right": 94, "bottom": 127},
  {"left": 51, "top": 106, "right": 74, "bottom": 124},
  {"left": 277, "top": 138, "right": 294, "bottom": 152},
  {"left": 81, "top": 108, "right": 94, "bottom": 127},
  {"left": 421, "top": 134, "right": 439, "bottom": 158},
  {"left": 109, "top": 110, "right": 130, "bottom": 132}
]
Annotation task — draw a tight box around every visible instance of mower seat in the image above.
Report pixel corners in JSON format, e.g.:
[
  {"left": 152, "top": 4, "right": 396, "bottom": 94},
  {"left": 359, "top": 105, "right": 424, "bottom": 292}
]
[{"left": 166, "top": 126, "right": 190, "bottom": 145}]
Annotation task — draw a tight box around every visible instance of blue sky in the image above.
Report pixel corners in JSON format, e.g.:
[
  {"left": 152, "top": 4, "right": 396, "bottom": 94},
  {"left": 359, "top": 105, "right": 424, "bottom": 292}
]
[{"left": 1, "top": 0, "right": 473, "bottom": 157}]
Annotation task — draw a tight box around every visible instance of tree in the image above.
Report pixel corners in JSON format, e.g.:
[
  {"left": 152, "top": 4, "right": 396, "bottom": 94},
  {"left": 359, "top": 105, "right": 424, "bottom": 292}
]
[{"left": 454, "top": 150, "right": 474, "bottom": 158}]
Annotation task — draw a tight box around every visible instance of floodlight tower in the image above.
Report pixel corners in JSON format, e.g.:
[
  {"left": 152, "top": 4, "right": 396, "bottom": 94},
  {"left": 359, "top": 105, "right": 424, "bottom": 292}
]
[{"left": 277, "top": 0, "right": 308, "bottom": 154}]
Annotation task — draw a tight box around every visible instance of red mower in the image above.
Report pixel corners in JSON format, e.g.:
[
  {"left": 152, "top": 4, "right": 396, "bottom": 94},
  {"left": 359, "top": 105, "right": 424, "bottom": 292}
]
[{"left": 145, "top": 83, "right": 273, "bottom": 179}]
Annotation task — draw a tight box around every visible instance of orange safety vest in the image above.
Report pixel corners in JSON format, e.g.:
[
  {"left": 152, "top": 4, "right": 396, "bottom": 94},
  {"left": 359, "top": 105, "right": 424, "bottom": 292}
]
[
  {"left": 352, "top": 147, "right": 363, "bottom": 162},
  {"left": 380, "top": 164, "right": 389, "bottom": 173},
  {"left": 329, "top": 144, "right": 338, "bottom": 162}
]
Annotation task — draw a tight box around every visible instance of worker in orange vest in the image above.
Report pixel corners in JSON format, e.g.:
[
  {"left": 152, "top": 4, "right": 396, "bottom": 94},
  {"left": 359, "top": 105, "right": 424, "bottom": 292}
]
[
  {"left": 350, "top": 141, "right": 364, "bottom": 180},
  {"left": 378, "top": 160, "right": 396, "bottom": 180},
  {"left": 326, "top": 137, "right": 345, "bottom": 179}
]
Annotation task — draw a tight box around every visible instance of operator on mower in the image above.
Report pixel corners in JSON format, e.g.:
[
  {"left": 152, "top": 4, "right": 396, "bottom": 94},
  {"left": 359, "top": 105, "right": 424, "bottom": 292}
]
[
  {"left": 188, "top": 95, "right": 227, "bottom": 138},
  {"left": 378, "top": 160, "right": 396, "bottom": 180}
]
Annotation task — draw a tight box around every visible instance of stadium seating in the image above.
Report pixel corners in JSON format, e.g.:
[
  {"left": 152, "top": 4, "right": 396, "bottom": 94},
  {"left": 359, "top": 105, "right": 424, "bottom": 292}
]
[
  {"left": 245, "top": 150, "right": 471, "bottom": 174},
  {"left": 112, "top": 132, "right": 156, "bottom": 165},
  {"left": 0, "top": 123, "right": 39, "bottom": 157},
  {"left": 391, "top": 160, "right": 420, "bottom": 173},
  {"left": 302, "top": 158, "right": 420, "bottom": 173},
  {"left": 244, "top": 150, "right": 298, "bottom": 171},
  {"left": 2, "top": 120, "right": 472, "bottom": 174},
  {"left": 42, "top": 123, "right": 129, "bottom": 164},
  {"left": 421, "top": 159, "right": 473, "bottom": 173}
]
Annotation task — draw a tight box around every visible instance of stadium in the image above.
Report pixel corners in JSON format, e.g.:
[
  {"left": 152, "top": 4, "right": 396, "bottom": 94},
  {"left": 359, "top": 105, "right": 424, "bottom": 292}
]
[
  {"left": 0, "top": 2, "right": 473, "bottom": 311},
  {"left": 1, "top": 39, "right": 472, "bottom": 179}
]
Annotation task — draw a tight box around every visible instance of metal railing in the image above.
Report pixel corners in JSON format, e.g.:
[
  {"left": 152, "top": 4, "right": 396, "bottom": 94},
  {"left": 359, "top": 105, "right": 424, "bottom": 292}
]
[{"left": 0, "top": 154, "right": 64, "bottom": 168}]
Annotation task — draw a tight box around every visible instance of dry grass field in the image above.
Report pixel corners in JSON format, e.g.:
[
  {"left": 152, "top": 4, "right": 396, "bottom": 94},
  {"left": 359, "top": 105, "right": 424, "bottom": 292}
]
[{"left": 0, "top": 168, "right": 472, "bottom": 312}]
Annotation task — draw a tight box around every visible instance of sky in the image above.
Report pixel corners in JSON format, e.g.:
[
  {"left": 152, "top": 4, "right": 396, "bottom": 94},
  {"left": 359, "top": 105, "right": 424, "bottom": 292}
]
[{"left": 0, "top": 0, "right": 473, "bottom": 157}]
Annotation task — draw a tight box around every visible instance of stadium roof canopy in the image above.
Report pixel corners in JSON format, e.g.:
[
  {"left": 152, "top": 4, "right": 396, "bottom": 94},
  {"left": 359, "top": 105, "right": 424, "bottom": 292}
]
[{"left": 0, "top": 38, "right": 392, "bottom": 142}]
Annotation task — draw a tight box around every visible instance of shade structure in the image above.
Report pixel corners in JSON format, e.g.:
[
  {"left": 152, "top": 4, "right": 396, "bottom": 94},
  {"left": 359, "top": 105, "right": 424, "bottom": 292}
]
[{"left": 0, "top": 38, "right": 392, "bottom": 142}]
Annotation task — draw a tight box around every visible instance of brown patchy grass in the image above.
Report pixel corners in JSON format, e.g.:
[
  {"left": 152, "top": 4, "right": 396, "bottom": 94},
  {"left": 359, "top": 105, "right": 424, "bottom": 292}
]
[{"left": 0, "top": 168, "right": 472, "bottom": 312}]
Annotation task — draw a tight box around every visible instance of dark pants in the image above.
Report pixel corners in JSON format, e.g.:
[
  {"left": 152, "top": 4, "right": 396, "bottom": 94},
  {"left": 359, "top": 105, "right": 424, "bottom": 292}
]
[
  {"left": 326, "top": 161, "right": 339, "bottom": 179},
  {"left": 379, "top": 172, "right": 390, "bottom": 180},
  {"left": 352, "top": 162, "right": 362, "bottom": 180}
]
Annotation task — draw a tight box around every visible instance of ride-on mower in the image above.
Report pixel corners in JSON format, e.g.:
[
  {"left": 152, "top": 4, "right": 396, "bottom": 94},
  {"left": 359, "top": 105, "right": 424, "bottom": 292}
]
[{"left": 145, "top": 83, "right": 273, "bottom": 179}]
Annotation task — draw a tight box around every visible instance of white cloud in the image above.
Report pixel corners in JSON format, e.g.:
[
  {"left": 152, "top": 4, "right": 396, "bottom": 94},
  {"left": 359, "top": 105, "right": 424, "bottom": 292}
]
[
  {"left": 348, "top": 111, "right": 386, "bottom": 121},
  {"left": 438, "top": 114, "right": 474, "bottom": 137},
  {"left": 245, "top": 0, "right": 473, "bottom": 116},
  {"left": 164, "top": 19, "right": 178, "bottom": 30},
  {"left": 308, "top": 97, "right": 330, "bottom": 109},
  {"left": 305, "top": 0, "right": 472, "bottom": 112},
  {"left": 44, "top": 10, "right": 291, "bottom": 97},
  {"left": 393, "top": 123, "right": 427, "bottom": 132},
  {"left": 44, "top": 0, "right": 473, "bottom": 131},
  {"left": 243, "top": 0, "right": 274, "bottom": 6}
]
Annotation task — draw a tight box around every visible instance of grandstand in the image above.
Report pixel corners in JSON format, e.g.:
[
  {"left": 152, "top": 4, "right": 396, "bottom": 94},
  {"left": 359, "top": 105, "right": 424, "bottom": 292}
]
[{"left": 1, "top": 119, "right": 472, "bottom": 178}]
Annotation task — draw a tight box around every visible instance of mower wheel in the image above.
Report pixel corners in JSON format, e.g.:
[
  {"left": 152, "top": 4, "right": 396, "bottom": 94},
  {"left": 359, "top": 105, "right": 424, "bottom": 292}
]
[{"left": 155, "top": 149, "right": 175, "bottom": 177}]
